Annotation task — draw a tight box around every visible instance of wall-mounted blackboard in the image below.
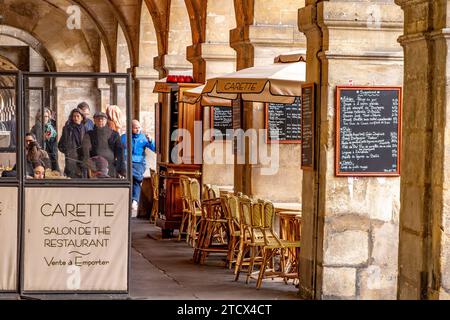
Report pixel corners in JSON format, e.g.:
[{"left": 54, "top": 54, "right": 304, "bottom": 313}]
[
  {"left": 265, "top": 96, "right": 301, "bottom": 143},
  {"left": 211, "top": 106, "right": 233, "bottom": 140},
  {"left": 301, "top": 83, "right": 315, "bottom": 170},
  {"left": 336, "top": 86, "right": 402, "bottom": 176}
]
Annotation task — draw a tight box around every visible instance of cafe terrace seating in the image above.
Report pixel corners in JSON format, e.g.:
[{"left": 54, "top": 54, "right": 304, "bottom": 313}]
[{"left": 179, "top": 176, "right": 302, "bottom": 289}]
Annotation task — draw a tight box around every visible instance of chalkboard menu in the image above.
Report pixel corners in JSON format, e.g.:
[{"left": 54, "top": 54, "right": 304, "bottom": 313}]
[
  {"left": 211, "top": 106, "right": 233, "bottom": 140},
  {"left": 301, "top": 83, "right": 315, "bottom": 170},
  {"left": 336, "top": 86, "right": 402, "bottom": 176},
  {"left": 266, "top": 96, "right": 301, "bottom": 143}
]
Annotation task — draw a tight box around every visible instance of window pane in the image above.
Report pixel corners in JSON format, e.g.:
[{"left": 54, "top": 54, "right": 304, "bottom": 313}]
[{"left": 24, "top": 75, "right": 130, "bottom": 181}]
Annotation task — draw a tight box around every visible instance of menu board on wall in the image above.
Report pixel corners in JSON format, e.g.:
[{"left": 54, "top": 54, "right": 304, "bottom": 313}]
[
  {"left": 301, "top": 84, "right": 315, "bottom": 170},
  {"left": 266, "top": 97, "right": 302, "bottom": 143},
  {"left": 0, "top": 187, "right": 18, "bottom": 292},
  {"left": 336, "top": 86, "right": 402, "bottom": 176},
  {"left": 23, "top": 187, "right": 129, "bottom": 292},
  {"left": 211, "top": 106, "right": 233, "bottom": 140}
]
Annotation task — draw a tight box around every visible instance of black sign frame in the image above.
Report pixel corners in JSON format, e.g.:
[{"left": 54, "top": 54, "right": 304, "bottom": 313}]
[
  {"left": 301, "top": 83, "right": 315, "bottom": 170},
  {"left": 265, "top": 97, "right": 302, "bottom": 144},
  {"left": 335, "top": 86, "right": 402, "bottom": 177},
  {"left": 210, "top": 106, "right": 233, "bottom": 141}
]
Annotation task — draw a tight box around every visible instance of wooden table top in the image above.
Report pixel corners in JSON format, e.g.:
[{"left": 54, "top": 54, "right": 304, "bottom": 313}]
[{"left": 277, "top": 210, "right": 302, "bottom": 218}]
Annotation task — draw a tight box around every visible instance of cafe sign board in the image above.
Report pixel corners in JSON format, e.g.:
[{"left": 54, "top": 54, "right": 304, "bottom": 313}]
[
  {"left": 216, "top": 79, "right": 266, "bottom": 93},
  {"left": 335, "top": 86, "right": 402, "bottom": 176},
  {"left": 22, "top": 187, "right": 129, "bottom": 292},
  {"left": 0, "top": 187, "right": 18, "bottom": 292}
]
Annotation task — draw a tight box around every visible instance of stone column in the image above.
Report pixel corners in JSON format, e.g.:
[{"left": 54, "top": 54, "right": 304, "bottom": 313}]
[
  {"left": 396, "top": 0, "right": 450, "bottom": 300},
  {"left": 298, "top": 0, "right": 403, "bottom": 299},
  {"left": 230, "top": 0, "right": 306, "bottom": 199}
]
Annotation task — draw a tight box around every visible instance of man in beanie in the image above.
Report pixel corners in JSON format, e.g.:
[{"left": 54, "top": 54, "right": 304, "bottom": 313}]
[
  {"left": 82, "top": 111, "right": 125, "bottom": 178},
  {"left": 121, "top": 119, "right": 156, "bottom": 211},
  {"left": 86, "top": 155, "right": 110, "bottom": 178}
]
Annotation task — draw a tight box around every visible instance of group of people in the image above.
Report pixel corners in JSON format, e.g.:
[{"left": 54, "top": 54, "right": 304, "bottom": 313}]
[{"left": 3, "top": 102, "right": 155, "bottom": 209}]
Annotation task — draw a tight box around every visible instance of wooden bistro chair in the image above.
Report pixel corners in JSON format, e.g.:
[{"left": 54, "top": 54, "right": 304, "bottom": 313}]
[
  {"left": 221, "top": 194, "right": 241, "bottom": 269},
  {"left": 178, "top": 176, "right": 192, "bottom": 241},
  {"left": 234, "top": 197, "right": 265, "bottom": 284},
  {"left": 193, "top": 197, "right": 229, "bottom": 264},
  {"left": 255, "top": 210, "right": 301, "bottom": 289},
  {"left": 150, "top": 172, "right": 159, "bottom": 224},
  {"left": 187, "top": 178, "right": 203, "bottom": 247}
]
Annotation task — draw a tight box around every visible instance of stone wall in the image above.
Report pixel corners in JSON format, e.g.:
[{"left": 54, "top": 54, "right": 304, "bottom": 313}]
[
  {"left": 299, "top": 0, "right": 403, "bottom": 299},
  {"left": 396, "top": 0, "right": 450, "bottom": 300}
]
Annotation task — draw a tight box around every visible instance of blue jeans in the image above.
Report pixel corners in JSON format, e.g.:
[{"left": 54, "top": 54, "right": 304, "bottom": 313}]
[{"left": 132, "top": 162, "right": 146, "bottom": 202}]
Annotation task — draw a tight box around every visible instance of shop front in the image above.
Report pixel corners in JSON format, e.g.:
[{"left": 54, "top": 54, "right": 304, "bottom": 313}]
[{"left": 0, "top": 72, "right": 133, "bottom": 294}]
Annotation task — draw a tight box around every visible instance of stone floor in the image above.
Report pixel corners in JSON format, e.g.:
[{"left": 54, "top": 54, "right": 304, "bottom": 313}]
[
  {"left": 1, "top": 218, "right": 301, "bottom": 300},
  {"left": 130, "top": 219, "right": 300, "bottom": 300}
]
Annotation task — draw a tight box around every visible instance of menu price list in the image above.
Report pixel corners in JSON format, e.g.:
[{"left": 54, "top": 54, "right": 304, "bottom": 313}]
[
  {"left": 336, "top": 87, "right": 401, "bottom": 176},
  {"left": 267, "top": 96, "right": 301, "bottom": 143}
]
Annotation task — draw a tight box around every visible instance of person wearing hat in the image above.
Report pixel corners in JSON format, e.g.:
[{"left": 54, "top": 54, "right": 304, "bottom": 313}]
[
  {"left": 81, "top": 111, "right": 125, "bottom": 178},
  {"left": 86, "top": 155, "right": 110, "bottom": 178}
]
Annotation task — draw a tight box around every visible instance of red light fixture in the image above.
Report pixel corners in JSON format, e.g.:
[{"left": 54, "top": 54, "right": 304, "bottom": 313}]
[{"left": 166, "top": 75, "right": 194, "bottom": 83}]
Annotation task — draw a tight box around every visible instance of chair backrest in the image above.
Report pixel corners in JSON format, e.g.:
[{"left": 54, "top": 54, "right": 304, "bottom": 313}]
[
  {"left": 151, "top": 172, "right": 159, "bottom": 199},
  {"left": 189, "top": 178, "right": 201, "bottom": 203},
  {"left": 209, "top": 185, "right": 221, "bottom": 199},
  {"left": 227, "top": 194, "right": 240, "bottom": 224},
  {"left": 251, "top": 201, "right": 264, "bottom": 228},
  {"left": 258, "top": 199, "right": 274, "bottom": 229},
  {"left": 180, "top": 175, "right": 191, "bottom": 210},
  {"left": 203, "top": 184, "right": 211, "bottom": 200},
  {"left": 238, "top": 196, "right": 253, "bottom": 227}
]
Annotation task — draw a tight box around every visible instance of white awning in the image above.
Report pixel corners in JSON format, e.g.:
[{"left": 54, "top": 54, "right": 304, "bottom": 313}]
[
  {"left": 202, "top": 60, "right": 306, "bottom": 104},
  {"left": 181, "top": 85, "right": 232, "bottom": 107}
]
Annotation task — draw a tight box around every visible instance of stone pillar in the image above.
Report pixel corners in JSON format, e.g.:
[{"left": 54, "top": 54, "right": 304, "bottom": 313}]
[
  {"left": 135, "top": 66, "right": 160, "bottom": 170},
  {"left": 197, "top": 0, "right": 237, "bottom": 189},
  {"left": 298, "top": 0, "right": 403, "bottom": 299},
  {"left": 396, "top": 0, "right": 450, "bottom": 300},
  {"left": 230, "top": 0, "right": 306, "bottom": 200}
]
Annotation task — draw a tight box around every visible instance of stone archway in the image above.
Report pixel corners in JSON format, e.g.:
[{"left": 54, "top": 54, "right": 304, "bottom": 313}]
[{"left": 0, "top": 25, "right": 56, "bottom": 72}]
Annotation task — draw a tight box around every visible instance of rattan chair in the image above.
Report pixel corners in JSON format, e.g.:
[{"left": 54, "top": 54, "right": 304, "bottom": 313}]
[
  {"left": 193, "top": 197, "right": 228, "bottom": 264},
  {"left": 222, "top": 194, "right": 241, "bottom": 269},
  {"left": 234, "top": 196, "right": 265, "bottom": 283},
  {"left": 255, "top": 202, "right": 301, "bottom": 289},
  {"left": 150, "top": 172, "right": 159, "bottom": 224},
  {"left": 187, "top": 178, "right": 203, "bottom": 247},
  {"left": 178, "top": 176, "right": 192, "bottom": 240}
]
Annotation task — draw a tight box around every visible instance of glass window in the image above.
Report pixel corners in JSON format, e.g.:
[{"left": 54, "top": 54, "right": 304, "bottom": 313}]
[
  {"left": 23, "top": 74, "right": 131, "bottom": 181},
  {"left": 0, "top": 73, "right": 17, "bottom": 180}
]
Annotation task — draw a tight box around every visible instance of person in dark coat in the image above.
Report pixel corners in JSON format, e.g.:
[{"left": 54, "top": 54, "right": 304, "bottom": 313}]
[
  {"left": 58, "top": 108, "right": 87, "bottom": 178},
  {"left": 25, "top": 140, "right": 51, "bottom": 178},
  {"left": 77, "top": 102, "right": 95, "bottom": 132},
  {"left": 31, "top": 107, "right": 59, "bottom": 172},
  {"left": 81, "top": 112, "right": 125, "bottom": 178}
]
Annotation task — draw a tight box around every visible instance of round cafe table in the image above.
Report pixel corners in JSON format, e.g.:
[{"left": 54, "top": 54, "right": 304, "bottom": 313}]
[{"left": 276, "top": 210, "right": 302, "bottom": 283}]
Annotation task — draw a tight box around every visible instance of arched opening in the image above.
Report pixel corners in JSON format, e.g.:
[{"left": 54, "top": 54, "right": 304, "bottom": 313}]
[{"left": 167, "top": 0, "right": 192, "bottom": 73}]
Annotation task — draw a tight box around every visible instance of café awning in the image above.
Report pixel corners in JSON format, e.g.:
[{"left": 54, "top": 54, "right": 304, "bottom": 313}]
[
  {"left": 202, "top": 54, "right": 306, "bottom": 104},
  {"left": 181, "top": 84, "right": 232, "bottom": 107}
]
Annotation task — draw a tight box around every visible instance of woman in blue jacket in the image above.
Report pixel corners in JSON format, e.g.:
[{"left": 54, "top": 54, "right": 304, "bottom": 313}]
[{"left": 121, "top": 120, "right": 156, "bottom": 210}]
